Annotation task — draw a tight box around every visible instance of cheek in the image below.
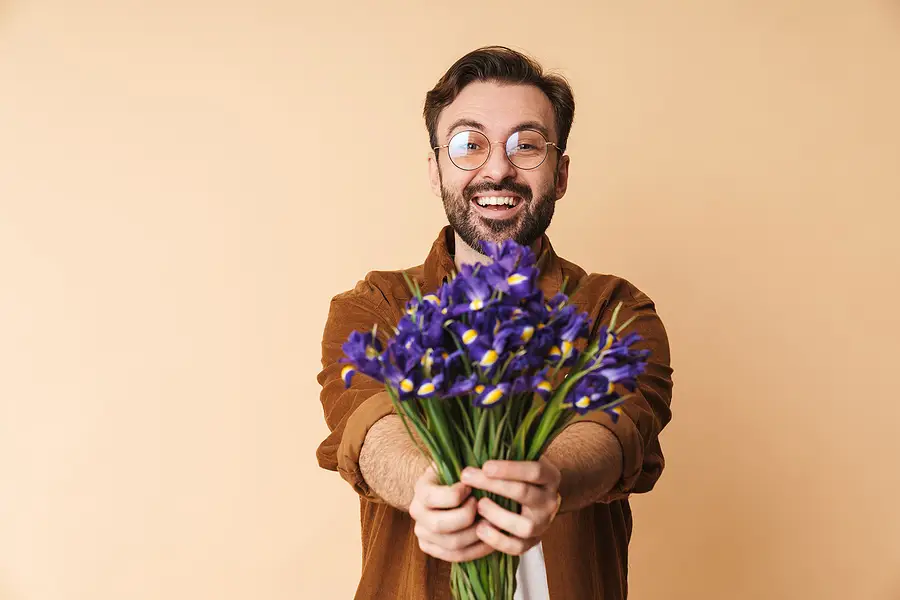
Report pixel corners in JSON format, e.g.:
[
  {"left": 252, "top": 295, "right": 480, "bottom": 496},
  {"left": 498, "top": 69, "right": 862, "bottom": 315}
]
[
  {"left": 443, "top": 169, "right": 477, "bottom": 194},
  {"left": 521, "top": 170, "right": 554, "bottom": 194}
]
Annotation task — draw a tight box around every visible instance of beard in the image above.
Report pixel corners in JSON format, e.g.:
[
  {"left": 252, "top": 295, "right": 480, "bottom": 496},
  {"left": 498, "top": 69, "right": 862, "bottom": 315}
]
[{"left": 440, "top": 174, "right": 557, "bottom": 252}]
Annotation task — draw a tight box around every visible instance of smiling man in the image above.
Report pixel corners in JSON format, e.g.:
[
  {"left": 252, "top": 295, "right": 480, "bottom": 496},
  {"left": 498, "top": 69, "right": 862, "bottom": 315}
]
[{"left": 316, "top": 47, "right": 674, "bottom": 600}]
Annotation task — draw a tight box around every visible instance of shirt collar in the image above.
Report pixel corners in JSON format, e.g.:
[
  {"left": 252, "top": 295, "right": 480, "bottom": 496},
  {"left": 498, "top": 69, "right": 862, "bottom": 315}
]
[{"left": 423, "top": 225, "right": 564, "bottom": 297}]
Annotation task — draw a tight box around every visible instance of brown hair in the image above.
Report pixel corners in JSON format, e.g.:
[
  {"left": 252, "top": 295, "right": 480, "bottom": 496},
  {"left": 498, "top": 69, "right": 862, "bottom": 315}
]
[{"left": 423, "top": 46, "right": 575, "bottom": 153}]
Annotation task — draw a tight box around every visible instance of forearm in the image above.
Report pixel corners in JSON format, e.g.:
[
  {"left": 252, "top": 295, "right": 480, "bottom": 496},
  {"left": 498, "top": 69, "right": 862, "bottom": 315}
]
[
  {"left": 359, "top": 414, "right": 430, "bottom": 511},
  {"left": 544, "top": 421, "right": 623, "bottom": 512}
]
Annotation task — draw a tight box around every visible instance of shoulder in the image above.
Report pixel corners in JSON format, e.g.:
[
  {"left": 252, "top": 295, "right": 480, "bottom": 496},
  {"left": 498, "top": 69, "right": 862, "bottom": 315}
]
[
  {"left": 329, "top": 264, "right": 425, "bottom": 315},
  {"left": 557, "top": 256, "right": 657, "bottom": 312}
]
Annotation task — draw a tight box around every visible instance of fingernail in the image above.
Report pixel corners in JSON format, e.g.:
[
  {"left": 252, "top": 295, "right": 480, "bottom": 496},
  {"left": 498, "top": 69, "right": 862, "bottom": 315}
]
[{"left": 461, "top": 469, "right": 473, "bottom": 482}]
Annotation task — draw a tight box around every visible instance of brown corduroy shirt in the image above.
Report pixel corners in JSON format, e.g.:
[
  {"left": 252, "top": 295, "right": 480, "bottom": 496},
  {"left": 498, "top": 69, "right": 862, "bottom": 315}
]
[{"left": 316, "top": 226, "right": 674, "bottom": 600}]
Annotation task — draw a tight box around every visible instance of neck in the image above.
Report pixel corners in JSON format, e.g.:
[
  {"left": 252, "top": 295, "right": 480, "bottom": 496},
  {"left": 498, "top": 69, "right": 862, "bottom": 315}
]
[{"left": 452, "top": 232, "right": 544, "bottom": 270}]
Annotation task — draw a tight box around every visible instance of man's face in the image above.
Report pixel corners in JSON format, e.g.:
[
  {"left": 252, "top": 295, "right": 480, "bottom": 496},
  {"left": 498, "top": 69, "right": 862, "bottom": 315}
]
[{"left": 428, "top": 81, "right": 570, "bottom": 251}]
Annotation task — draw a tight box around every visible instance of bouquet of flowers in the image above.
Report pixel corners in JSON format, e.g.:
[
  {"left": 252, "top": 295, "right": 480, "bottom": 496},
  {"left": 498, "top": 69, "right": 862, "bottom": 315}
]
[{"left": 340, "top": 239, "right": 649, "bottom": 600}]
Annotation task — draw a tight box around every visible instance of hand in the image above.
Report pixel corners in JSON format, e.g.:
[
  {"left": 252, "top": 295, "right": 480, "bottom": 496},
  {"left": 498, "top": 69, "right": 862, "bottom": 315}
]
[
  {"left": 409, "top": 466, "right": 495, "bottom": 563},
  {"left": 460, "top": 457, "right": 562, "bottom": 556}
]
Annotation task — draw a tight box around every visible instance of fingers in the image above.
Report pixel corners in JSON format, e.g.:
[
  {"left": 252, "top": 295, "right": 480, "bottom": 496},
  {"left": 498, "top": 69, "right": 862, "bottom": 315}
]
[
  {"left": 411, "top": 496, "right": 478, "bottom": 535},
  {"left": 476, "top": 497, "right": 539, "bottom": 539},
  {"left": 408, "top": 474, "right": 492, "bottom": 563},
  {"left": 480, "top": 458, "right": 560, "bottom": 486},
  {"left": 418, "top": 537, "right": 495, "bottom": 563},
  {"left": 414, "top": 467, "right": 472, "bottom": 510},
  {"left": 409, "top": 463, "right": 557, "bottom": 562},
  {"left": 461, "top": 467, "right": 542, "bottom": 506},
  {"left": 415, "top": 514, "right": 481, "bottom": 549},
  {"left": 475, "top": 520, "right": 538, "bottom": 556}
]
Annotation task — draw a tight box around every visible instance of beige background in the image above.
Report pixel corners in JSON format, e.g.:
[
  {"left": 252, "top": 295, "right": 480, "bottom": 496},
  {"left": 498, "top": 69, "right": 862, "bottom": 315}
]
[{"left": 1, "top": 1, "right": 899, "bottom": 599}]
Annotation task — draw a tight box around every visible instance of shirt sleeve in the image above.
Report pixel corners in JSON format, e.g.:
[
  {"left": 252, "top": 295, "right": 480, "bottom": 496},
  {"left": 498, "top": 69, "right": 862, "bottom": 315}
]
[
  {"left": 315, "top": 277, "right": 398, "bottom": 502},
  {"left": 569, "top": 277, "right": 674, "bottom": 503}
]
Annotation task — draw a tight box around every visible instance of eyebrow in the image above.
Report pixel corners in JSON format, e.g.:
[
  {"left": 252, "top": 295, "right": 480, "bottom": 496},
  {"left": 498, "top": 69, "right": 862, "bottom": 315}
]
[
  {"left": 445, "top": 118, "right": 486, "bottom": 138},
  {"left": 444, "top": 119, "right": 554, "bottom": 142}
]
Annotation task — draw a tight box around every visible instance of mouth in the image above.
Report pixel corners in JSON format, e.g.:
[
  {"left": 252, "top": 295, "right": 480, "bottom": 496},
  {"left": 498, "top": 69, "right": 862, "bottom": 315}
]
[{"left": 470, "top": 195, "right": 524, "bottom": 219}]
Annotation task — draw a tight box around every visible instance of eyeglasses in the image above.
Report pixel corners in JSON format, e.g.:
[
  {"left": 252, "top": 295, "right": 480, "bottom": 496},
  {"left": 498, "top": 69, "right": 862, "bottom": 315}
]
[{"left": 433, "top": 129, "right": 564, "bottom": 171}]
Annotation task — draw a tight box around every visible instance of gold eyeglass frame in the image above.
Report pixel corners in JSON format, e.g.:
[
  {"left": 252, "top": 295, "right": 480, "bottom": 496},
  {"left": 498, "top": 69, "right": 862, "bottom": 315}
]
[{"left": 432, "top": 128, "right": 564, "bottom": 171}]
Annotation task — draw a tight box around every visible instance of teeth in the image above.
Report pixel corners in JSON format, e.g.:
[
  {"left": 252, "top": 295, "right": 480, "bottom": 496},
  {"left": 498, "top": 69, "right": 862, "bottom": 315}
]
[{"left": 476, "top": 196, "right": 517, "bottom": 207}]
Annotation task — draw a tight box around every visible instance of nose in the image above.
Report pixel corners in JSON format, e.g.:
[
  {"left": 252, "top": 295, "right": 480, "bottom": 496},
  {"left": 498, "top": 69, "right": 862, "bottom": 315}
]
[{"left": 479, "top": 141, "right": 517, "bottom": 182}]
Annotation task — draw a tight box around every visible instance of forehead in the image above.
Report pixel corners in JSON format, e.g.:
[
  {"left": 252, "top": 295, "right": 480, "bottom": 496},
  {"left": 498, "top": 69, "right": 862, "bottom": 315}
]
[{"left": 436, "top": 81, "right": 556, "bottom": 140}]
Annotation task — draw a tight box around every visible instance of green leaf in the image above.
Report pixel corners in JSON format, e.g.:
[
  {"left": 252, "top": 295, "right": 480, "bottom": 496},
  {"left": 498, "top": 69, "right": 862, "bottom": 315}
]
[
  {"left": 422, "top": 398, "right": 462, "bottom": 481},
  {"left": 472, "top": 408, "right": 488, "bottom": 465},
  {"left": 451, "top": 418, "right": 478, "bottom": 467},
  {"left": 526, "top": 409, "right": 574, "bottom": 461},
  {"left": 401, "top": 270, "right": 422, "bottom": 300},
  {"left": 456, "top": 396, "right": 475, "bottom": 439},
  {"left": 513, "top": 400, "right": 544, "bottom": 461},
  {"left": 490, "top": 410, "right": 509, "bottom": 459},
  {"left": 608, "top": 301, "right": 623, "bottom": 331},
  {"left": 615, "top": 314, "right": 639, "bottom": 335}
]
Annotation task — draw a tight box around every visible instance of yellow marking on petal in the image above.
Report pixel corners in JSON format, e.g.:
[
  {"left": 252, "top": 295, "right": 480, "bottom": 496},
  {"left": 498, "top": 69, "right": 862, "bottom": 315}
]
[
  {"left": 537, "top": 381, "right": 552, "bottom": 393},
  {"left": 475, "top": 384, "right": 485, "bottom": 394},
  {"left": 442, "top": 308, "right": 448, "bottom": 314},
  {"left": 549, "top": 346, "right": 562, "bottom": 357},
  {"left": 423, "top": 294, "right": 441, "bottom": 305},
  {"left": 341, "top": 366, "right": 355, "bottom": 379},
  {"left": 482, "top": 388, "right": 505, "bottom": 405},
  {"left": 400, "top": 379, "right": 414, "bottom": 393},
  {"left": 561, "top": 340, "right": 573, "bottom": 357},
  {"left": 480, "top": 350, "right": 499, "bottom": 367},
  {"left": 607, "top": 381, "right": 615, "bottom": 394},
  {"left": 610, "top": 406, "right": 623, "bottom": 416},
  {"left": 537, "top": 323, "right": 546, "bottom": 329},
  {"left": 520, "top": 326, "right": 534, "bottom": 343},
  {"left": 365, "top": 346, "right": 379, "bottom": 359},
  {"left": 462, "top": 329, "right": 478, "bottom": 345},
  {"left": 602, "top": 333, "right": 614, "bottom": 351},
  {"left": 507, "top": 273, "right": 528, "bottom": 286},
  {"left": 470, "top": 298, "right": 484, "bottom": 310},
  {"left": 576, "top": 396, "right": 591, "bottom": 409},
  {"left": 418, "top": 382, "right": 435, "bottom": 395}
]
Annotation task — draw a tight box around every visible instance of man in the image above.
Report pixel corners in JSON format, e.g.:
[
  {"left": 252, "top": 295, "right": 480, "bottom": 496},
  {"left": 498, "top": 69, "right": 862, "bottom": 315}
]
[{"left": 316, "top": 46, "right": 673, "bottom": 600}]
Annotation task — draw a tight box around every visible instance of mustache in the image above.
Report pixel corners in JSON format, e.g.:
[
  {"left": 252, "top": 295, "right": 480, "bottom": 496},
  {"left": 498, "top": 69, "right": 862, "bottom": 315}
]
[{"left": 463, "top": 178, "right": 532, "bottom": 202}]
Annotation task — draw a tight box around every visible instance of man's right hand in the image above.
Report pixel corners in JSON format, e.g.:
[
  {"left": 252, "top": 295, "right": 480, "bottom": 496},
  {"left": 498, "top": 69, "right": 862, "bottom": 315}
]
[{"left": 409, "top": 466, "right": 495, "bottom": 563}]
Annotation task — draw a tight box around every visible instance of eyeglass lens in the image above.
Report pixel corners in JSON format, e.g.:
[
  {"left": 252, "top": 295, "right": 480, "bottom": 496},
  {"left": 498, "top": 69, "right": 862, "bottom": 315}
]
[{"left": 446, "top": 130, "right": 549, "bottom": 170}]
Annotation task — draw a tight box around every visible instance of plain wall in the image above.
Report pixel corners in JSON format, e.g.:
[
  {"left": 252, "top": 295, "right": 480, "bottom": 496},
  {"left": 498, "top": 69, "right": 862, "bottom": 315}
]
[{"left": 1, "top": 1, "right": 898, "bottom": 599}]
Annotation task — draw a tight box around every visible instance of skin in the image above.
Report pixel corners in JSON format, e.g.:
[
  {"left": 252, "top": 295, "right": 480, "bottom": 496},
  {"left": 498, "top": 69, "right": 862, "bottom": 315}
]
[
  {"left": 359, "top": 81, "right": 623, "bottom": 564},
  {"left": 427, "top": 81, "right": 570, "bottom": 264}
]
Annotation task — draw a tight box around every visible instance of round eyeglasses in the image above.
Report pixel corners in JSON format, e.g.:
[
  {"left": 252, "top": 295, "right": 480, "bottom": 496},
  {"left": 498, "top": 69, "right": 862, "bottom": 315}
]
[{"left": 433, "top": 129, "right": 564, "bottom": 171}]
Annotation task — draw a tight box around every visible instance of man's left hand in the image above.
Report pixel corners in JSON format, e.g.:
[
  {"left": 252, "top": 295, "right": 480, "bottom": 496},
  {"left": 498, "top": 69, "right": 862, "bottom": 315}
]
[{"left": 460, "top": 457, "right": 562, "bottom": 556}]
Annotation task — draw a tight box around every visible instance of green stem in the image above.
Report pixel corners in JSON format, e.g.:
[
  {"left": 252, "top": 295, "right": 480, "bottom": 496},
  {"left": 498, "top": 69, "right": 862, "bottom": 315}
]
[
  {"left": 455, "top": 396, "right": 475, "bottom": 438},
  {"left": 422, "top": 398, "right": 463, "bottom": 481},
  {"left": 390, "top": 391, "right": 453, "bottom": 483},
  {"left": 472, "top": 408, "right": 488, "bottom": 465}
]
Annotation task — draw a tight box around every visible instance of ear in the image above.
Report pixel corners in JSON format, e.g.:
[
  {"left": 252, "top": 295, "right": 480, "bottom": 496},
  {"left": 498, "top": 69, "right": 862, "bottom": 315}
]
[
  {"left": 554, "top": 154, "right": 570, "bottom": 201},
  {"left": 428, "top": 152, "right": 443, "bottom": 198}
]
